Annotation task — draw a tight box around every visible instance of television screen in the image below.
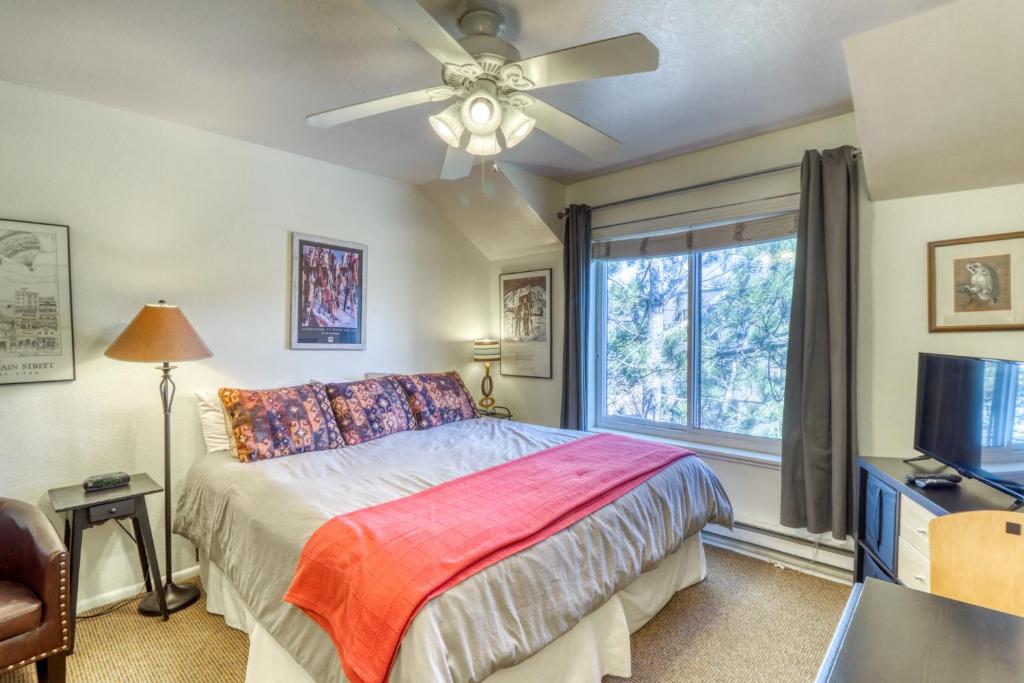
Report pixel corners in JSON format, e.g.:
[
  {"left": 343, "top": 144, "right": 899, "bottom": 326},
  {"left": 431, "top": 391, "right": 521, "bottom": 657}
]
[{"left": 915, "top": 353, "right": 1024, "bottom": 498}]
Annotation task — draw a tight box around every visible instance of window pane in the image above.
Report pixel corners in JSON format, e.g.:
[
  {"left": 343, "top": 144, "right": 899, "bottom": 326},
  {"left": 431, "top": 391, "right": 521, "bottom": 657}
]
[
  {"left": 698, "top": 238, "right": 795, "bottom": 438},
  {"left": 604, "top": 256, "right": 688, "bottom": 425}
]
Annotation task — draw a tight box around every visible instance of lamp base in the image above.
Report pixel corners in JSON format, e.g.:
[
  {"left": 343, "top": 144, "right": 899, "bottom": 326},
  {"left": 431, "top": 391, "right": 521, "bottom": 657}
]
[{"left": 138, "top": 581, "right": 200, "bottom": 616}]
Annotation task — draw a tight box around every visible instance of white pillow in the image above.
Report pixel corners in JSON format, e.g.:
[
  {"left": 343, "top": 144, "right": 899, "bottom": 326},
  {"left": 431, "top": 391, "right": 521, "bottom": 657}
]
[{"left": 195, "top": 390, "right": 235, "bottom": 455}]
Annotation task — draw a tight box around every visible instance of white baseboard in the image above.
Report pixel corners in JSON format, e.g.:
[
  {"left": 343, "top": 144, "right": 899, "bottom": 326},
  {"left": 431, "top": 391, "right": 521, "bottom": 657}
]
[
  {"left": 702, "top": 527, "right": 853, "bottom": 585},
  {"left": 77, "top": 565, "right": 199, "bottom": 613}
]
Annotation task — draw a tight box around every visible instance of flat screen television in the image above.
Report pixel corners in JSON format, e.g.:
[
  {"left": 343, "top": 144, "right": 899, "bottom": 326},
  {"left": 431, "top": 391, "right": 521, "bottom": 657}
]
[{"left": 915, "top": 352, "right": 1024, "bottom": 502}]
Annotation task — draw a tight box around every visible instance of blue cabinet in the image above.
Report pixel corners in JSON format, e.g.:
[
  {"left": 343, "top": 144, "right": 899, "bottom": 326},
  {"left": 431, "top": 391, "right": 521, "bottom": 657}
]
[{"left": 862, "top": 473, "right": 898, "bottom": 574}]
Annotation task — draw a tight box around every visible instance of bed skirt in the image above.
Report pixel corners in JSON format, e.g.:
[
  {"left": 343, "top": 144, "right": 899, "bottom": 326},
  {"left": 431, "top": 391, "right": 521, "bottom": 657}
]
[{"left": 200, "top": 533, "right": 707, "bottom": 683}]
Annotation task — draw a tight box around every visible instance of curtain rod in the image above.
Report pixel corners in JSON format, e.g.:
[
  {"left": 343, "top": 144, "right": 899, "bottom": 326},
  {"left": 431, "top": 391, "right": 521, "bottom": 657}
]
[{"left": 557, "top": 148, "right": 860, "bottom": 220}]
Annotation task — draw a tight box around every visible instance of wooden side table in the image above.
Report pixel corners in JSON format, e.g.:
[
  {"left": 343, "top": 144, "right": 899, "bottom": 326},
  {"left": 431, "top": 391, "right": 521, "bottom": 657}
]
[{"left": 48, "top": 473, "right": 168, "bottom": 653}]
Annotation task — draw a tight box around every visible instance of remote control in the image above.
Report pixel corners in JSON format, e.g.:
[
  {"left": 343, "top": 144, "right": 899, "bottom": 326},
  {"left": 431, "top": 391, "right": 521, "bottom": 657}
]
[
  {"left": 914, "top": 477, "right": 959, "bottom": 489},
  {"left": 905, "top": 472, "right": 962, "bottom": 483}
]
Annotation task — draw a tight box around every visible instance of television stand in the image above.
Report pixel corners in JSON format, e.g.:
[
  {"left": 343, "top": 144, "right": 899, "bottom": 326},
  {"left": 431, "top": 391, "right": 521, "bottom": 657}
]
[{"left": 901, "top": 454, "right": 934, "bottom": 464}]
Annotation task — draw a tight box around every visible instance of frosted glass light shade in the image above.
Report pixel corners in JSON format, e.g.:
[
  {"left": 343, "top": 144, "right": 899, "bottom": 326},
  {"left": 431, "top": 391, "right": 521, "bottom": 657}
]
[
  {"left": 500, "top": 107, "right": 536, "bottom": 148},
  {"left": 466, "top": 133, "right": 501, "bottom": 156},
  {"left": 460, "top": 82, "right": 502, "bottom": 135},
  {"left": 429, "top": 104, "right": 465, "bottom": 147}
]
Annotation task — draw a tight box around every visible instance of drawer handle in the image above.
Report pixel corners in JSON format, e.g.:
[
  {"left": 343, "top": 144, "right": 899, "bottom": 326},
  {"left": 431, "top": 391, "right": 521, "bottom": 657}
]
[
  {"left": 109, "top": 507, "right": 118, "bottom": 514},
  {"left": 914, "top": 574, "right": 926, "bottom": 583},
  {"left": 915, "top": 527, "right": 927, "bottom": 536}
]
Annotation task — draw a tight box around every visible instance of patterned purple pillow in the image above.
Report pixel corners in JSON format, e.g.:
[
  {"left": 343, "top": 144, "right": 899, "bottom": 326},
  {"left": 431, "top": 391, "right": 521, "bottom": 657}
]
[
  {"left": 395, "top": 371, "right": 477, "bottom": 429},
  {"left": 323, "top": 377, "right": 416, "bottom": 445},
  {"left": 218, "top": 382, "right": 342, "bottom": 463}
]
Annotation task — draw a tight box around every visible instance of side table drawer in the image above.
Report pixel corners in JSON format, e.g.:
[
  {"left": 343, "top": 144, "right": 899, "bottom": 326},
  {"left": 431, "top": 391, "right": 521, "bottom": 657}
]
[{"left": 88, "top": 498, "right": 135, "bottom": 523}]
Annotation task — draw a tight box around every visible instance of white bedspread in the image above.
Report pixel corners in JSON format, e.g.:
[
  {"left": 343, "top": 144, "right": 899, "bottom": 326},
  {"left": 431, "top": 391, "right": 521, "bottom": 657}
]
[{"left": 174, "top": 418, "right": 732, "bottom": 683}]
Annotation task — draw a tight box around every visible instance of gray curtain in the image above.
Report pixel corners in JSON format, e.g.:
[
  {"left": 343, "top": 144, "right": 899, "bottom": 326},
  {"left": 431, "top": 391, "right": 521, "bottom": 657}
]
[
  {"left": 781, "top": 146, "right": 859, "bottom": 539},
  {"left": 560, "top": 204, "right": 592, "bottom": 430}
]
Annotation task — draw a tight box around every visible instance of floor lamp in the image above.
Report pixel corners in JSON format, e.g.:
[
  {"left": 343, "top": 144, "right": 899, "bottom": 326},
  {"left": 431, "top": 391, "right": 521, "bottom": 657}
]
[{"left": 105, "top": 300, "right": 212, "bottom": 615}]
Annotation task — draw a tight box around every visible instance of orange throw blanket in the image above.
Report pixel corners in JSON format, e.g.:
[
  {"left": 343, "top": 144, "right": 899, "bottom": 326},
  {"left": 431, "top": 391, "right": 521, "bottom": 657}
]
[{"left": 284, "top": 432, "right": 693, "bottom": 683}]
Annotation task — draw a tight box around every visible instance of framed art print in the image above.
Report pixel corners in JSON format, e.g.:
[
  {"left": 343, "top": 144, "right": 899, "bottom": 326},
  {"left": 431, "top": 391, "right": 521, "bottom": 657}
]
[
  {"left": 499, "top": 268, "right": 552, "bottom": 378},
  {"left": 0, "top": 219, "right": 75, "bottom": 384},
  {"left": 929, "top": 230, "right": 1024, "bottom": 332},
  {"left": 290, "top": 232, "right": 367, "bottom": 349}
]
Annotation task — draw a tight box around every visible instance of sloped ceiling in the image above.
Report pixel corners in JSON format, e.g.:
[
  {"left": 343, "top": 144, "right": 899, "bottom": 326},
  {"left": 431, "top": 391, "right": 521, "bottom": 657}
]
[
  {"left": 0, "top": 0, "right": 954, "bottom": 185},
  {"left": 844, "top": 0, "right": 1024, "bottom": 199},
  {"left": 419, "top": 163, "right": 563, "bottom": 260}
]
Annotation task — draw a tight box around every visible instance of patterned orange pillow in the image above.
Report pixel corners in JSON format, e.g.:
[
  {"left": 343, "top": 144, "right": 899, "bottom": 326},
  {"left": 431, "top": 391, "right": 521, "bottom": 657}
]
[
  {"left": 218, "top": 382, "right": 342, "bottom": 462},
  {"left": 323, "top": 377, "right": 416, "bottom": 445},
  {"left": 395, "top": 371, "right": 477, "bottom": 429}
]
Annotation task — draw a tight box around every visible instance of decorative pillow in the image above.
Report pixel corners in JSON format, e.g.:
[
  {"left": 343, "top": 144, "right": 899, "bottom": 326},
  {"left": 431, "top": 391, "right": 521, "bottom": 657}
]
[
  {"left": 218, "top": 382, "right": 342, "bottom": 463},
  {"left": 395, "top": 371, "right": 477, "bottom": 429},
  {"left": 323, "top": 377, "right": 416, "bottom": 445}
]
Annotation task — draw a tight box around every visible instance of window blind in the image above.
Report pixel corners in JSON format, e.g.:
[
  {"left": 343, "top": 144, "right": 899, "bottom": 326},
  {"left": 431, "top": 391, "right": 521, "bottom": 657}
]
[{"left": 591, "top": 211, "right": 797, "bottom": 261}]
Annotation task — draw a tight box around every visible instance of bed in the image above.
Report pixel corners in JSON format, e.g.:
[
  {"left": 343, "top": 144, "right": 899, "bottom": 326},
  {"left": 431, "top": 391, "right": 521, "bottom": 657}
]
[{"left": 174, "top": 416, "right": 732, "bottom": 683}]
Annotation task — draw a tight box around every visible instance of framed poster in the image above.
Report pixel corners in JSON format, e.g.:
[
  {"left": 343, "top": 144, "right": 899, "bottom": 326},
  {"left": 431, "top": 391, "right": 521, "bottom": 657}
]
[
  {"left": 290, "top": 232, "right": 367, "bottom": 349},
  {"left": 499, "top": 268, "right": 552, "bottom": 378},
  {"left": 0, "top": 219, "right": 75, "bottom": 385},
  {"left": 929, "top": 230, "right": 1024, "bottom": 332}
]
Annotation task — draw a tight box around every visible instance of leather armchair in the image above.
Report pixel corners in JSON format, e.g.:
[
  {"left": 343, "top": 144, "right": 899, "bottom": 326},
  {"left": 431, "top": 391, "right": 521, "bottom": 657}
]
[{"left": 0, "top": 498, "right": 69, "bottom": 683}]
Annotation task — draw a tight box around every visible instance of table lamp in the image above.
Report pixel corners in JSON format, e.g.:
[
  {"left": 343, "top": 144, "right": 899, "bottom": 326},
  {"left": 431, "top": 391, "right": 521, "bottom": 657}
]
[
  {"left": 105, "top": 300, "right": 212, "bottom": 615},
  {"left": 473, "top": 339, "right": 500, "bottom": 410}
]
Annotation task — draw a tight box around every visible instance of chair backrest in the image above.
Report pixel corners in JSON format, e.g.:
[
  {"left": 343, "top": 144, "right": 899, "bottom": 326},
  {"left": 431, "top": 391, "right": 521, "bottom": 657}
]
[{"left": 929, "top": 510, "right": 1024, "bottom": 617}]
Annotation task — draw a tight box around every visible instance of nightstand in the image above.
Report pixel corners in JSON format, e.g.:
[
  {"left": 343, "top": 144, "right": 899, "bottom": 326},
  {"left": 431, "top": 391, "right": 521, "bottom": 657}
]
[
  {"left": 477, "top": 405, "right": 513, "bottom": 420},
  {"left": 48, "top": 473, "right": 168, "bottom": 652}
]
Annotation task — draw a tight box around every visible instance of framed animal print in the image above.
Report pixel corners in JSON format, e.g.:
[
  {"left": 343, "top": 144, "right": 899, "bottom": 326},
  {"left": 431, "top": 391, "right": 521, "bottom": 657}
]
[
  {"left": 290, "top": 232, "right": 367, "bottom": 349},
  {"left": 929, "top": 230, "right": 1024, "bottom": 332},
  {"left": 0, "top": 219, "right": 75, "bottom": 385},
  {"left": 499, "top": 268, "right": 552, "bottom": 378}
]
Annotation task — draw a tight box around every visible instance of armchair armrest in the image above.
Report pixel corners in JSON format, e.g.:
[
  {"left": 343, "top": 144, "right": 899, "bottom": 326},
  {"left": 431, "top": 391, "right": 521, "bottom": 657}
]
[{"left": 0, "top": 498, "right": 65, "bottom": 600}]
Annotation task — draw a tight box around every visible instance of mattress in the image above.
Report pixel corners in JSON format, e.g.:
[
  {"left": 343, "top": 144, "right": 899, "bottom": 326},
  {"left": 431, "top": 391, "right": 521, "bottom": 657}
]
[{"left": 174, "top": 417, "right": 733, "bottom": 683}]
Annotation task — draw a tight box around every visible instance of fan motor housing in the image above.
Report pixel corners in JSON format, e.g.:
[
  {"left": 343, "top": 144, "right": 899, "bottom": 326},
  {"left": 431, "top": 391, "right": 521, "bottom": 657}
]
[{"left": 444, "top": 8, "right": 520, "bottom": 87}]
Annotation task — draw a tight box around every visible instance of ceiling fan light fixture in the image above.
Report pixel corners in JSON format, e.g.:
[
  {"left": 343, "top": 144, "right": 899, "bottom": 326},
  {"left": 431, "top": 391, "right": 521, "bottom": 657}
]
[
  {"left": 466, "top": 132, "right": 502, "bottom": 156},
  {"left": 429, "top": 103, "right": 465, "bottom": 147},
  {"left": 500, "top": 107, "right": 536, "bottom": 148},
  {"left": 460, "top": 82, "right": 502, "bottom": 135}
]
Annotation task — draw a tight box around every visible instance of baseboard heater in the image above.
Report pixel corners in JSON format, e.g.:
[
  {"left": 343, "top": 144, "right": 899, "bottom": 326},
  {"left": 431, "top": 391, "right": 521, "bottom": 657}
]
[{"left": 702, "top": 521, "right": 854, "bottom": 584}]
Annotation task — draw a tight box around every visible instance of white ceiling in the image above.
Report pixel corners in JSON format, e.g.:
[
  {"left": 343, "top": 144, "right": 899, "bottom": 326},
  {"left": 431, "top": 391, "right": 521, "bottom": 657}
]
[
  {"left": 845, "top": 0, "right": 1024, "bottom": 199},
  {"left": 0, "top": 0, "right": 954, "bottom": 185}
]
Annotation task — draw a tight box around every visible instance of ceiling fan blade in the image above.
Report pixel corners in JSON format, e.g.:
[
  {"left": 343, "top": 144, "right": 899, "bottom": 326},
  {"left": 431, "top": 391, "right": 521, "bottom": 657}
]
[
  {"left": 365, "top": 0, "right": 478, "bottom": 68},
  {"left": 500, "top": 33, "right": 658, "bottom": 90},
  {"left": 526, "top": 98, "right": 620, "bottom": 160},
  {"left": 307, "top": 87, "right": 453, "bottom": 128},
  {"left": 440, "top": 146, "right": 474, "bottom": 180}
]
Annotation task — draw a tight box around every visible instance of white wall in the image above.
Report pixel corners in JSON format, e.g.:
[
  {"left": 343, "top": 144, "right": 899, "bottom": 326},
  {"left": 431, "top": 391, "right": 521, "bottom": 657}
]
[
  {"left": 859, "top": 181, "right": 1024, "bottom": 458},
  {"left": 0, "top": 80, "right": 492, "bottom": 607}
]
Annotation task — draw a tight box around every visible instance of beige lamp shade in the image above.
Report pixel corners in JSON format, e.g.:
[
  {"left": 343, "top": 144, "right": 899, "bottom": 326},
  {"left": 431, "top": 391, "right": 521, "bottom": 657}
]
[
  {"left": 473, "top": 339, "right": 500, "bottom": 362},
  {"left": 105, "top": 301, "right": 212, "bottom": 363}
]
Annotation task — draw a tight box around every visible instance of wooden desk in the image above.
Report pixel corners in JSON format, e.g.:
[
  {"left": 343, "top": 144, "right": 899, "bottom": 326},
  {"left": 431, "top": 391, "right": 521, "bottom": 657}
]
[
  {"left": 48, "top": 473, "right": 168, "bottom": 652},
  {"left": 818, "top": 579, "right": 1024, "bottom": 682}
]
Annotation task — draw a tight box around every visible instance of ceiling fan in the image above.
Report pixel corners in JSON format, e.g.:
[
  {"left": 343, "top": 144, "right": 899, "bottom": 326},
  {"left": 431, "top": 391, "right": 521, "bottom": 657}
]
[{"left": 306, "top": 0, "right": 659, "bottom": 180}]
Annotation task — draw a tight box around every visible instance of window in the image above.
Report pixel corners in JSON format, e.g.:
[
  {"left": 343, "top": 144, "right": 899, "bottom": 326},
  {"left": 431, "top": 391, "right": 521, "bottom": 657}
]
[{"left": 597, "top": 234, "right": 796, "bottom": 448}]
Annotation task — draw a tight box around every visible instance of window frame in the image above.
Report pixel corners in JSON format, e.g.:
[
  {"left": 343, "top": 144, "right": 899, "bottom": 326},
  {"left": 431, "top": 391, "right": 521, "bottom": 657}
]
[{"left": 593, "top": 239, "right": 790, "bottom": 456}]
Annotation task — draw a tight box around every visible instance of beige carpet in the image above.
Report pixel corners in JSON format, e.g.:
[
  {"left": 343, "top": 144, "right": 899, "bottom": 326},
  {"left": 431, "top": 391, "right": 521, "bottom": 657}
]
[{"left": 1, "top": 546, "right": 849, "bottom": 682}]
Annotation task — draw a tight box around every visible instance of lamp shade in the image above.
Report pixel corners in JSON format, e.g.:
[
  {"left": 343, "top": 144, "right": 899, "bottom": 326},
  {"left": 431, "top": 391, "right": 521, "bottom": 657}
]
[
  {"left": 105, "top": 301, "right": 212, "bottom": 363},
  {"left": 473, "top": 339, "right": 500, "bottom": 362}
]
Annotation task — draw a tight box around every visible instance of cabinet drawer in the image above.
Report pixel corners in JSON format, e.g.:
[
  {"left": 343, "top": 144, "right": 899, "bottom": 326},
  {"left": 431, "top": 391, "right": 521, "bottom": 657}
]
[
  {"left": 863, "top": 473, "right": 898, "bottom": 573},
  {"left": 88, "top": 498, "right": 135, "bottom": 523},
  {"left": 897, "top": 536, "right": 931, "bottom": 593},
  {"left": 862, "top": 551, "right": 896, "bottom": 583},
  {"left": 899, "top": 493, "right": 935, "bottom": 558}
]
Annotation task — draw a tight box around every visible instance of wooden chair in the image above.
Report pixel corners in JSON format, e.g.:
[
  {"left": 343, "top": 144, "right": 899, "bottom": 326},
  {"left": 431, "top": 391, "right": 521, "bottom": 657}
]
[{"left": 929, "top": 510, "right": 1024, "bottom": 617}]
